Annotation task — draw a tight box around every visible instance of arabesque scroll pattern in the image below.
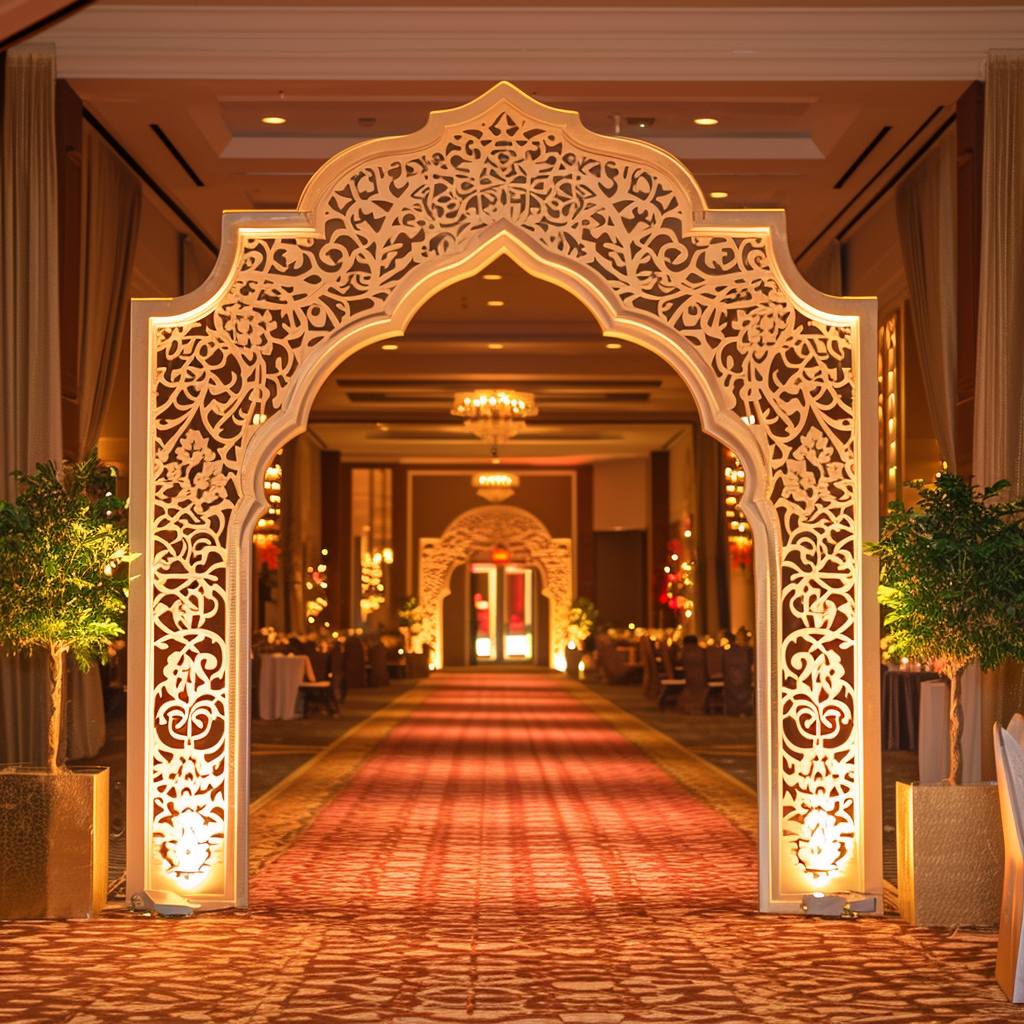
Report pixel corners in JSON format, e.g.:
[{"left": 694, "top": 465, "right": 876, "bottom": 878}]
[
  {"left": 146, "top": 97, "right": 860, "bottom": 891},
  {"left": 417, "top": 505, "right": 573, "bottom": 666}
]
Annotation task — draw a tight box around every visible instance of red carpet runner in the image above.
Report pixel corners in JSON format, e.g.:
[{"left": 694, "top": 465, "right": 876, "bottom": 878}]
[{"left": 0, "top": 672, "right": 1010, "bottom": 1022}]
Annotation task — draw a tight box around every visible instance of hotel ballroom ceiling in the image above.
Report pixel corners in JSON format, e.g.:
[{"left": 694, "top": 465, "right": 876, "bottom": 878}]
[{"left": 12, "top": 0, "right": 1024, "bottom": 461}]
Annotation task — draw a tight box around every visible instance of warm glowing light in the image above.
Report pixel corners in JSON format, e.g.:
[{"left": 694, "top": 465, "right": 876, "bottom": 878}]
[
  {"left": 261, "top": 115, "right": 286, "bottom": 125},
  {"left": 709, "top": 191, "right": 729, "bottom": 199},
  {"left": 482, "top": 273, "right": 502, "bottom": 280},
  {"left": 452, "top": 389, "right": 537, "bottom": 447},
  {"left": 694, "top": 117, "right": 718, "bottom": 125},
  {"left": 473, "top": 471, "right": 520, "bottom": 503},
  {"left": 486, "top": 300, "right": 504, "bottom": 307},
  {"left": 605, "top": 342, "right": 622, "bottom": 349},
  {"left": 552, "top": 651, "right": 568, "bottom": 673},
  {"left": 381, "top": 343, "right": 398, "bottom": 350},
  {"left": 488, "top": 343, "right": 504, "bottom": 349}
]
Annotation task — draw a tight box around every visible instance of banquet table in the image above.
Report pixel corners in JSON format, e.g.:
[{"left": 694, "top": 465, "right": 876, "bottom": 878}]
[
  {"left": 881, "top": 666, "right": 942, "bottom": 751},
  {"left": 258, "top": 653, "right": 316, "bottom": 721}
]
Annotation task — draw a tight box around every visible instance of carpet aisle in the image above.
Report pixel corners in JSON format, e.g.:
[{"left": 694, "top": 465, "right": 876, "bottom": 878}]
[{"left": 0, "top": 671, "right": 1011, "bottom": 1023}]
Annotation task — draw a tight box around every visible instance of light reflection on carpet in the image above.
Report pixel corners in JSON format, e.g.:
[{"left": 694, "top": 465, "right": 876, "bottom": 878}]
[{"left": 0, "top": 673, "right": 1009, "bottom": 1023}]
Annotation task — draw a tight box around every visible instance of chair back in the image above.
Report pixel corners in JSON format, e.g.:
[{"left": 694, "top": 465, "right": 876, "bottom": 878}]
[
  {"left": 722, "top": 645, "right": 753, "bottom": 715},
  {"left": 678, "top": 645, "right": 708, "bottom": 714},
  {"left": 657, "top": 639, "right": 675, "bottom": 680},
  {"left": 367, "top": 642, "right": 390, "bottom": 687},
  {"left": 639, "top": 636, "right": 661, "bottom": 701},
  {"left": 1010, "top": 713, "right": 1024, "bottom": 748},
  {"left": 594, "top": 634, "right": 632, "bottom": 685},
  {"left": 329, "top": 642, "right": 347, "bottom": 703},
  {"left": 344, "top": 635, "right": 367, "bottom": 688},
  {"left": 994, "top": 724, "right": 1024, "bottom": 1000},
  {"left": 706, "top": 645, "right": 724, "bottom": 681}
]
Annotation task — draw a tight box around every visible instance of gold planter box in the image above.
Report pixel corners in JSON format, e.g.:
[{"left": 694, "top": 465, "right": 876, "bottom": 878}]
[
  {"left": 896, "top": 780, "right": 1002, "bottom": 927},
  {"left": 0, "top": 766, "right": 109, "bottom": 920}
]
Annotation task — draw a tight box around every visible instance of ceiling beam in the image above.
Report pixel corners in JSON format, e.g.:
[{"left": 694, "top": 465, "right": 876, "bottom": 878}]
[{"left": 40, "top": 5, "right": 1012, "bottom": 82}]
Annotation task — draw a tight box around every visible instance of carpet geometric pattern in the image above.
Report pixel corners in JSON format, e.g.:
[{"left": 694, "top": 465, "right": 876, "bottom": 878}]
[{"left": 0, "top": 672, "right": 1012, "bottom": 1023}]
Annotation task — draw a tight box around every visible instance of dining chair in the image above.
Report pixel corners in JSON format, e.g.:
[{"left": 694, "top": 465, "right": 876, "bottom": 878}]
[
  {"left": 678, "top": 645, "right": 709, "bottom": 715},
  {"left": 722, "top": 645, "right": 753, "bottom": 715},
  {"left": 995, "top": 724, "right": 1024, "bottom": 1002}
]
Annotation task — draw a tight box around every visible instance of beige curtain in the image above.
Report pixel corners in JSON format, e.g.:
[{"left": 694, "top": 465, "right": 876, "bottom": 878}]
[
  {"left": 800, "top": 239, "right": 843, "bottom": 297},
  {"left": 77, "top": 124, "right": 142, "bottom": 457},
  {"left": 896, "top": 128, "right": 959, "bottom": 471},
  {"left": 0, "top": 44, "right": 64, "bottom": 766},
  {"left": 696, "top": 434, "right": 727, "bottom": 636},
  {"left": 974, "top": 52, "right": 1024, "bottom": 772}
]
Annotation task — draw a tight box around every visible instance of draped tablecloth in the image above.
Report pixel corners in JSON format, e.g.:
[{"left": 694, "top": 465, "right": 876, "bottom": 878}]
[
  {"left": 258, "top": 654, "right": 315, "bottom": 721},
  {"left": 881, "top": 667, "right": 942, "bottom": 751}
]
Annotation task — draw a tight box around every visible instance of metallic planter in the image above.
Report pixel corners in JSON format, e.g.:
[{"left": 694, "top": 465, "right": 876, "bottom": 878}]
[
  {"left": 897, "top": 780, "right": 1002, "bottom": 926},
  {"left": 0, "top": 766, "right": 109, "bottom": 919}
]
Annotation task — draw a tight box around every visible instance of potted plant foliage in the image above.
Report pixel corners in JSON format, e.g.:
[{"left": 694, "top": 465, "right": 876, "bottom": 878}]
[
  {"left": 398, "top": 595, "right": 430, "bottom": 677},
  {"left": 0, "top": 452, "right": 134, "bottom": 919},
  {"left": 867, "top": 472, "right": 1024, "bottom": 926},
  {"left": 565, "top": 597, "right": 599, "bottom": 679}
]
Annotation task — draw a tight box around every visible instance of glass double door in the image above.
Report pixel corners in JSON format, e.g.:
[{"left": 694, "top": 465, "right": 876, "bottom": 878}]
[{"left": 469, "top": 563, "right": 535, "bottom": 664}]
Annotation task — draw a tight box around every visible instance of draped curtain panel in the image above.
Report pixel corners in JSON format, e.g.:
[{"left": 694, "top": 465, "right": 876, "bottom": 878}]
[
  {"left": 0, "top": 44, "right": 64, "bottom": 766},
  {"left": 799, "top": 238, "right": 843, "bottom": 297},
  {"left": 77, "top": 123, "right": 142, "bottom": 457},
  {"left": 974, "top": 52, "right": 1024, "bottom": 758},
  {"left": 896, "top": 128, "right": 959, "bottom": 472}
]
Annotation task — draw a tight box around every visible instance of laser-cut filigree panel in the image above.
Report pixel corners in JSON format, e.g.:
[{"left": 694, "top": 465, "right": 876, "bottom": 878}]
[
  {"left": 136, "top": 84, "right": 872, "bottom": 909},
  {"left": 418, "top": 505, "right": 573, "bottom": 667}
]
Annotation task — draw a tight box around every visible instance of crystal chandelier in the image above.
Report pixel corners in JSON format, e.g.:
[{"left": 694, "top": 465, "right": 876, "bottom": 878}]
[
  {"left": 451, "top": 389, "right": 537, "bottom": 450},
  {"left": 473, "top": 471, "right": 519, "bottom": 503}
]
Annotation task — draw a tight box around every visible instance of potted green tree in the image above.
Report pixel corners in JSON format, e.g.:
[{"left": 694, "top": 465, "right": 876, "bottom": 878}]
[
  {"left": 398, "top": 595, "right": 430, "bottom": 677},
  {"left": 868, "top": 472, "right": 1024, "bottom": 926},
  {"left": 565, "top": 597, "right": 599, "bottom": 679},
  {"left": 0, "top": 452, "right": 134, "bottom": 919}
]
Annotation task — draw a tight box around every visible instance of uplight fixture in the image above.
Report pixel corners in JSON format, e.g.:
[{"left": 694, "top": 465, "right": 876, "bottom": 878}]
[
  {"left": 694, "top": 117, "right": 719, "bottom": 126},
  {"left": 710, "top": 191, "right": 729, "bottom": 199},
  {"left": 262, "top": 116, "right": 287, "bottom": 125},
  {"left": 482, "top": 273, "right": 502, "bottom": 280},
  {"left": 381, "top": 343, "right": 398, "bottom": 350},
  {"left": 606, "top": 342, "right": 622, "bottom": 350},
  {"left": 488, "top": 343, "right": 504, "bottom": 350},
  {"left": 487, "top": 300, "right": 504, "bottom": 307}
]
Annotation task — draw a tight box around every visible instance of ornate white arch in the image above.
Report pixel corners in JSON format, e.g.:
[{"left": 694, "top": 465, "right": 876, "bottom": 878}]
[
  {"left": 128, "top": 82, "right": 880, "bottom": 914},
  {"left": 419, "top": 505, "right": 572, "bottom": 669}
]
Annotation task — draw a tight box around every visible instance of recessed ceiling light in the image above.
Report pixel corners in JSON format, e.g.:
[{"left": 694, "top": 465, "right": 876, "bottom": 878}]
[
  {"left": 694, "top": 117, "right": 719, "bottom": 126},
  {"left": 261, "top": 116, "right": 287, "bottom": 125},
  {"left": 486, "top": 300, "right": 504, "bottom": 307},
  {"left": 606, "top": 342, "right": 622, "bottom": 350},
  {"left": 381, "top": 343, "right": 398, "bottom": 350},
  {"left": 488, "top": 343, "right": 504, "bottom": 349},
  {"left": 482, "top": 273, "right": 502, "bottom": 281},
  {"left": 627, "top": 117, "right": 655, "bottom": 128},
  {"left": 710, "top": 191, "right": 729, "bottom": 199}
]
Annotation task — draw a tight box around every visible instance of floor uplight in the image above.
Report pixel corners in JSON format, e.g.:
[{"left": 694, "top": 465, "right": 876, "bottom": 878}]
[
  {"left": 710, "top": 191, "right": 729, "bottom": 199},
  {"left": 694, "top": 117, "right": 718, "bottom": 126},
  {"left": 261, "top": 116, "right": 287, "bottom": 125}
]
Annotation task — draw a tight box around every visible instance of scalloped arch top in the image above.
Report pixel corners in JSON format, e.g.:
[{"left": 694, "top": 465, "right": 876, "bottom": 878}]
[{"left": 297, "top": 81, "right": 707, "bottom": 230}]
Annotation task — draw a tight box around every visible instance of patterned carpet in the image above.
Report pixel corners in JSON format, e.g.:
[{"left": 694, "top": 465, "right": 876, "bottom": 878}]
[{"left": 0, "top": 672, "right": 1016, "bottom": 1023}]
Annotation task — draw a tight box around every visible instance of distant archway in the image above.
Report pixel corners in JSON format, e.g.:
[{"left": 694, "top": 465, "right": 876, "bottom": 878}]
[
  {"left": 128, "top": 82, "right": 879, "bottom": 914},
  {"left": 420, "top": 504, "right": 572, "bottom": 669}
]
